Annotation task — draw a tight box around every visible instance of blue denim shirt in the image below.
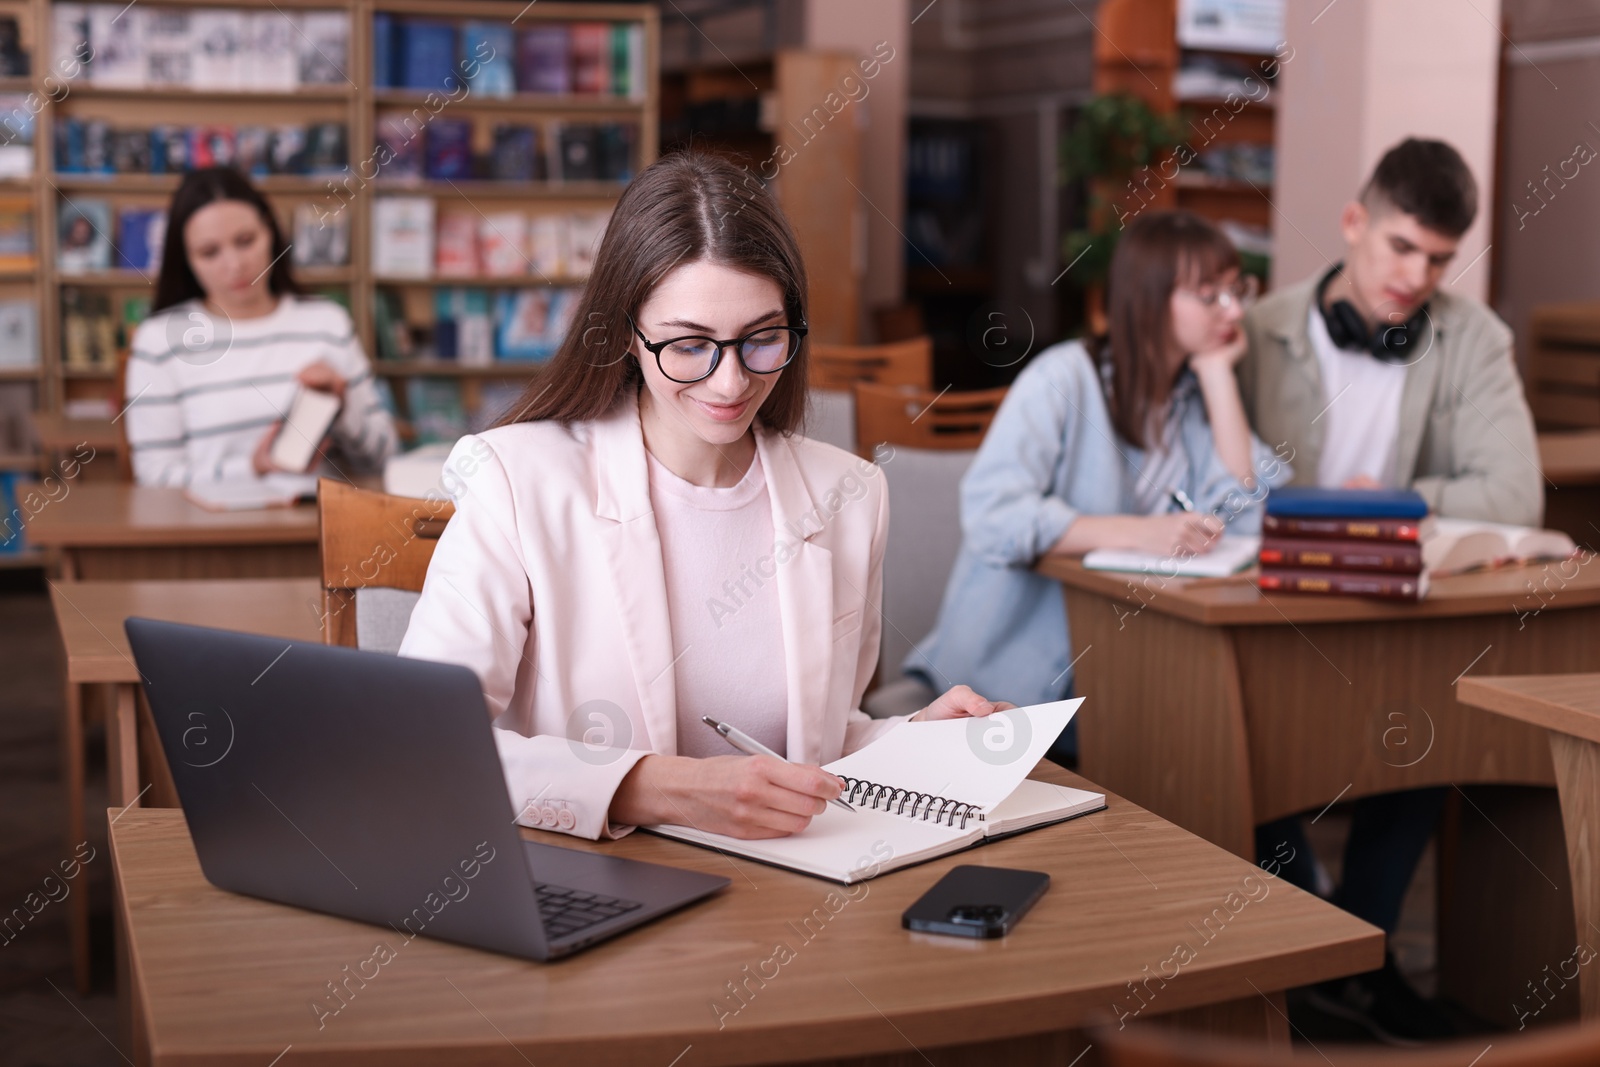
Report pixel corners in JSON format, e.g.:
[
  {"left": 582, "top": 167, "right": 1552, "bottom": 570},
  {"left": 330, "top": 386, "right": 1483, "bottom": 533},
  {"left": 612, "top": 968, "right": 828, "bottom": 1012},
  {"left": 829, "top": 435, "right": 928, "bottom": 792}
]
[{"left": 904, "top": 340, "right": 1293, "bottom": 707}]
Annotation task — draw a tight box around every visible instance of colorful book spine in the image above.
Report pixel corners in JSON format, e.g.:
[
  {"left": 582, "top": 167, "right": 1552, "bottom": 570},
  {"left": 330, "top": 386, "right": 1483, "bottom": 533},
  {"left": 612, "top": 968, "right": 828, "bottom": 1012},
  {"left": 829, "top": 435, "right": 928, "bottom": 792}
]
[
  {"left": 1261, "top": 515, "right": 1426, "bottom": 543},
  {"left": 1257, "top": 567, "right": 1427, "bottom": 602},
  {"left": 1257, "top": 537, "right": 1423, "bottom": 574}
]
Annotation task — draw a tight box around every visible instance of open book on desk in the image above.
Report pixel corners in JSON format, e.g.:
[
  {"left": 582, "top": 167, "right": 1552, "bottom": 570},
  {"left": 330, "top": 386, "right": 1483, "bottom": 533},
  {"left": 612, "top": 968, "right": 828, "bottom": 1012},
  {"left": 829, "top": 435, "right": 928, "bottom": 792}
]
[
  {"left": 646, "top": 699, "right": 1104, "bottom": 884},
  {"left": 1083, "top": 535, "right": 1260, "bottom": 579},
  {"left": 184, "top": 473, "right": 320, "bottom": 512}
]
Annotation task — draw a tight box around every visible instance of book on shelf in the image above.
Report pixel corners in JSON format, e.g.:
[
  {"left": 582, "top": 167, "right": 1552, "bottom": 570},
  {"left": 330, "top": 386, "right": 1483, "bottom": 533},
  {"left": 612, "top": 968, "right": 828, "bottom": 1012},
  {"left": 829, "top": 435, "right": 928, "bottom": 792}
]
[
  {"left": 462, "top": 22, "right": 515, "bottom": 97},
  {"left": 110, "top": 129, "right": 151, "bottom": 173},
  {"left": 0, "top": 195, "right": 35, "bottom": 271},
  {"left": 489, "top": 124, "right": 539, "bottom": 181},
  {"left": 400, "top": 19, "right": 457, "bottom": 92},
  {"left": 566, "top": 210, "right": 609, "bottom": 278},
  {"left": 59, "top": 288, "right": 118, "bottom": 371},
  {"left": 114, "top": 208, "right": 166, "bottom": 273},
  {"left": 374, "top": 114, "right": 426, "bottom": 182},
  {"left": 0, "top": 300, "right": 38, "bottom": 369},
  {"left": 58, "top": 199, "right": 112, "bottom": 274},
  {"left": 304, "top": 122, "right": 348, "bottom": 175},
  {"left": 142, "top": 7, "right": 194, "bottom": 86},
  {"left": 479, "top": 211, "right": 529, "bottom": 276},
  {"left": 233, "top": 126, "right": 271, "bottom": 177},
  {"left": 189, "top": 126, "right": 235, "bottom": 169},
  {"left": 424, "top": 118, "right": 473, "bottom": 180},
  {"left": 434, "top": 209, "right": 480, "bottom": 277},
  {"left": 292, "top": 203, "right": 350, "bottom": 268},
  {"left": 515, "top": 25, "right": 570, "bottom": 94},
  {"left": 0, "top": 95, "right": 34, "bottom": 179},
  {"left": 0, "top": 17, "right": 30, "bottom": 78},
  {"left": 568, "top": 23, "right": 610, "bottom": 95},
  {"left": 87, "top": 6, "right": 144, "bottom": 88},
  {"left": 494, "top": 288, "right": 577, "bottom": 361},
  {"left": 297, "top": 11, "right": 351, "bottom": 87},
  {"left": 436, "top": 288, "right": 494, "bottom": 367},
  {"left": 245, "top": 10, "right": 299, "bottom": 91},
  {"left": 51, "top": 4, "right": 91, "bottom": 80},
  {"left": 528, "top": 215, "right": 563, "bottom": 277},
  {"left": 555, "top": 122, "right": 637, "bottom": 182},
  {"left": 372, "top": 197, "right": 436, "bottom": 278},
  {"left": 58, "top": 118, "right": 349, "bottom": 176},
  {"left": 405, "top": 378, "right": 469, "bottom": 444},
  {"left": 192, "top": 9, "right": 245, "bottom": 90},
  {"left": 372, "top": 288, "right": 413, "bottom": 363}
]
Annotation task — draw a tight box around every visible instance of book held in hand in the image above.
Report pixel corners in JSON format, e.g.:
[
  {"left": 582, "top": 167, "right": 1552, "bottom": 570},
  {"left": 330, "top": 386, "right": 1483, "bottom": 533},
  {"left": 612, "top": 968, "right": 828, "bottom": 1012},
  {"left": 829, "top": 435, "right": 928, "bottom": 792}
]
[{"left": 647, "top": 700, "right": 1104, "bottom": 884}]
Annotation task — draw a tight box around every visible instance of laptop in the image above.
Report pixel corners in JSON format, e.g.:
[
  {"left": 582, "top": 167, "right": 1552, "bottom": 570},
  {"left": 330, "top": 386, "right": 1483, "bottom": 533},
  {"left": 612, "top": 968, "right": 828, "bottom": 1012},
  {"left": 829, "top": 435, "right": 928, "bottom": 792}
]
[{"left": 124, "top": 617, "right": 729, "bottom": 961}]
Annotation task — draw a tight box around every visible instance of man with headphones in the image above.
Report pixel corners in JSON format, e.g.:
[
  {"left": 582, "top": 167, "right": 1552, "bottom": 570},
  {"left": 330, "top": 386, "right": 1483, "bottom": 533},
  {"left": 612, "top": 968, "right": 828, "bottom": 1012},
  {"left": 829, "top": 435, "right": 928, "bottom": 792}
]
[
  {"left": 1240, "top": 137, "right": 1540, "bottom": 522},
  {"left": 1238, "top": 139, "right": 1541, "bottom": 1044}
]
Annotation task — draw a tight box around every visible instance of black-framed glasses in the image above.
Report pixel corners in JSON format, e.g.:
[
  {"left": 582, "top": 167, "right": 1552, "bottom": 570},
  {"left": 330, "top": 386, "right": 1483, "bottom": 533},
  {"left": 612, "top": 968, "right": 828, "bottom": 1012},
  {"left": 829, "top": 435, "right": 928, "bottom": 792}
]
[{"left": 628, "top": 314, "right": 807, "bottom": 384}]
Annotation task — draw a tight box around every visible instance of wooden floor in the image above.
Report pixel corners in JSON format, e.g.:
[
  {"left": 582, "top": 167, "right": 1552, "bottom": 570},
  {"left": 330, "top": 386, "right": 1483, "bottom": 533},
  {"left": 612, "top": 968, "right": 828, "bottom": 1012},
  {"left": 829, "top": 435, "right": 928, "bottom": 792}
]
[
  {"left": 0, "top": 573, "right": 121, "bottom": 1067},
  {"left": 0, "top": 572, "right": 1448, "bottom": 1060}
]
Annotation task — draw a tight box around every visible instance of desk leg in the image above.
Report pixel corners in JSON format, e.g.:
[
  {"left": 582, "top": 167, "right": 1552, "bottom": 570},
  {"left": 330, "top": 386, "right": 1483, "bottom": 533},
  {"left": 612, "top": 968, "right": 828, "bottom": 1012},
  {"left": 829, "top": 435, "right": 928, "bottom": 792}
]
[
  {"left": 1064, "top": 588, "right": 1256, "bottom": 858},
  {"left": 62, "top": 680, "right": 90, "bottom": 994},
  {"left": 105, "top": 684, "right": 140, "bottom": 808},
  {"left": 1551, "top": 733, "right": 1600, "bottom": 1020}
]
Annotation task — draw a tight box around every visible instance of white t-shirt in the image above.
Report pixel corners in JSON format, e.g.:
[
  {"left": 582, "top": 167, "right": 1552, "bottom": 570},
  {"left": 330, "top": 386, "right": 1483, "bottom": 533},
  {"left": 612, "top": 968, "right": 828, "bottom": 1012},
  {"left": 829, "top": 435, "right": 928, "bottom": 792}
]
[
  {"left": 124, "top": 295, "right": 397, "bottom": 486},
  {"left": 1306, "top": 304, "right": 1407, "bottom": 488},
  {"left": 647, "top": 449, "right": 790, "bottom": 760}
]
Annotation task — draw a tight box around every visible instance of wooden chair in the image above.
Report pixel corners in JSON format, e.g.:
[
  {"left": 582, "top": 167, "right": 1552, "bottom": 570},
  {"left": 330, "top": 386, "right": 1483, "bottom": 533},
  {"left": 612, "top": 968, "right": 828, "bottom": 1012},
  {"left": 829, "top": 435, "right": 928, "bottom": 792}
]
[
  {"left": 317, "top": 478, "right": 453, "bottom": 650},
  {"left": 1527, "top": 302, "right": 1600, "bottom": 430},
  {"left": 852, "top": 381, "right": 1007, "bottom": 458},
  {"left": 851, "top": 383, "right": 1007, "bottom": 715},
  {"left": 1092, "top": 1018, "right": 1600, "bottom": 1067},
  {"left": 809, "top": 336, "right": 934, "bottom": 391},
  {"left": 806, "top": 337, "right": 937, "bottom": 453}
]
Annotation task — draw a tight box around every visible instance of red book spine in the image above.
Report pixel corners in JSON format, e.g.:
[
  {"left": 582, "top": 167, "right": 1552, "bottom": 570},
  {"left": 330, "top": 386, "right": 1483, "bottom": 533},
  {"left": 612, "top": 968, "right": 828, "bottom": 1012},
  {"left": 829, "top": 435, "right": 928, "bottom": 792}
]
[
  {"left": 1262, "top": 515, "right": 1424, "bottom": 543},
  {"left": 1257, "top": 537, "right": 1423, "bottom": 574},
  {"left": 1256, "top": 567, "right": 1426, "bottom": 601}
]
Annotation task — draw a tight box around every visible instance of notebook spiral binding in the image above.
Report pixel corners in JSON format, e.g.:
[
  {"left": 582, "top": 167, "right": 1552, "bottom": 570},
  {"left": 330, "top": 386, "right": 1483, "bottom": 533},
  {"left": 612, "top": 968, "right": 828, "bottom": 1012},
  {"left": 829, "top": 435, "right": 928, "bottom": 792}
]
[{"left": 839, "top": 777, "right": 985, "bottom": 829}]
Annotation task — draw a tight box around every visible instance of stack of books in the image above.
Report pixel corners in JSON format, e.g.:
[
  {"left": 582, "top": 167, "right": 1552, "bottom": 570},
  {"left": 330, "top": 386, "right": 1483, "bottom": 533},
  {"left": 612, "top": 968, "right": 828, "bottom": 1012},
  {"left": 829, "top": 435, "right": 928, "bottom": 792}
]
[{"left": 1257, "top": 488, "right": 1431, "bottom": 601}]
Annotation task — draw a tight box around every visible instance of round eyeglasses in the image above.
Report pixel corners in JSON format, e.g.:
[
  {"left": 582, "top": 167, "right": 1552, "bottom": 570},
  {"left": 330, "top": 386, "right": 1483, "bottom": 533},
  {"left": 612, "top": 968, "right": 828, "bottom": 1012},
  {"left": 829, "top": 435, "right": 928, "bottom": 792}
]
[
  {"left": 1180, "top": 274, "right": 1261, "bottom": 311},
  {"left": 628, "top": 315, "right": 807, "bottom": 384}
]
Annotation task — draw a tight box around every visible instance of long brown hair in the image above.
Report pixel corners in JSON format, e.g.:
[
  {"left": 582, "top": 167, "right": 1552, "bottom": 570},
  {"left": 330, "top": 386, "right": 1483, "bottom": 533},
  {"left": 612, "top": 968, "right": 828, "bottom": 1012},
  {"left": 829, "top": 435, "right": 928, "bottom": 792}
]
[
  {"left": 495, "top": 150, "right": 810, "bottom": 432},
  {"left": 1090, "top": 210, "right": 1239, "bottom": 450}
]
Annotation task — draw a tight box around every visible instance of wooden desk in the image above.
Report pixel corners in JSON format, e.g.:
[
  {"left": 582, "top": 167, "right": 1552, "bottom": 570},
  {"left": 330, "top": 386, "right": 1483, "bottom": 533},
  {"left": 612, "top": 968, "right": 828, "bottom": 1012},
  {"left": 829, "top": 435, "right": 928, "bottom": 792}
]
[
  {"left": 1040, "top": 556, "right": 1600, "bottom": 1022},
  {"left": 1456, "top": 674, "right": 1600, "bottom": 1019},
  {"left": 30, "top": 411, "right": 126, "bottom": 479},
  {"left": 50, "top": 578, "right": 321, "bottom": 992},
  {"left": 110, "top": 766, "right": 1382, "bottom": 1067},
  {"left": 28, "top": 484, "right": 322, "bottom": 579}
]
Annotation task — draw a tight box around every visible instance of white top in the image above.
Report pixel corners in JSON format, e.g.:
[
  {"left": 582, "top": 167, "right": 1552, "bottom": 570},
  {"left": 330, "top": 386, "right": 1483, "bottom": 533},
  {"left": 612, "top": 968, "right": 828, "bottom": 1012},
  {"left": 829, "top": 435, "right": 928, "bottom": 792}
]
[
  {"left": 124, "top": 295, "right": 398, "bottom": 486},
  {"left": 1306, "top": 304, "right": 1407, "bottom": 489},
  {"left": 647, "top": 448, "right": 789, "bottom": 760}
]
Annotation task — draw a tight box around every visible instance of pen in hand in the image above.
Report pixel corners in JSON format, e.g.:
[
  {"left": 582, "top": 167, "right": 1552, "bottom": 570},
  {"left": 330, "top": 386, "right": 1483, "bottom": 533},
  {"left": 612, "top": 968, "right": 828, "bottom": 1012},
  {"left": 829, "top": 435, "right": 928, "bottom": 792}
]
[
  {"left": 701, "top": 715, "right": 855, "bottom": 812},
  {"left": 1169, "top": 488, "right": 1197, "bottom": 513}
]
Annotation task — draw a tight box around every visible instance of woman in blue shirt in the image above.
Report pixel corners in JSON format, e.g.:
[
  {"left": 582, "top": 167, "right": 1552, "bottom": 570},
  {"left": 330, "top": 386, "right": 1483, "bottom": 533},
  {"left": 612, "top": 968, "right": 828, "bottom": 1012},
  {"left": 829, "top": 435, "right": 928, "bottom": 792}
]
[{"left": 906, "top": 210, "right": 1291, "bottom": 724}]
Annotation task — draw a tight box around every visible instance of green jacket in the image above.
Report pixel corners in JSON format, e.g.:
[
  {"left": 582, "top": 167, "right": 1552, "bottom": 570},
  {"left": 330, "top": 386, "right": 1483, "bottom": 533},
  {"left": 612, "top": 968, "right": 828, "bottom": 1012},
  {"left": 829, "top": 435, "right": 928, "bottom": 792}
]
[{"left": 1238, "top": 275, "right": 1543, "bottom": 526}]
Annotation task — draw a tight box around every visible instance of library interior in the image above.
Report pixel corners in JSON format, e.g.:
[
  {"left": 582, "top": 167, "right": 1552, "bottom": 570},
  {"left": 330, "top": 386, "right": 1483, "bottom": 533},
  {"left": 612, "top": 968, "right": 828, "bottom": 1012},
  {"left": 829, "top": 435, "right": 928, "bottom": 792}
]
[{"left": 2, "top": 0, "right": 1600, "bottom": 1064}]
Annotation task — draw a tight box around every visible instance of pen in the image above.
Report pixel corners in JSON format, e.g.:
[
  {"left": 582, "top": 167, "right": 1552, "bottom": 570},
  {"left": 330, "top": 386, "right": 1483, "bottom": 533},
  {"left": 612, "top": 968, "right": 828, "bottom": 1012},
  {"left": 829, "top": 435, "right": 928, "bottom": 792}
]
[
  {"left": 1169, "top": 488, "right": 1197, "bottom": 513},
  {"left": 701, "top": 716, "right": 855, "bottom": 812}
]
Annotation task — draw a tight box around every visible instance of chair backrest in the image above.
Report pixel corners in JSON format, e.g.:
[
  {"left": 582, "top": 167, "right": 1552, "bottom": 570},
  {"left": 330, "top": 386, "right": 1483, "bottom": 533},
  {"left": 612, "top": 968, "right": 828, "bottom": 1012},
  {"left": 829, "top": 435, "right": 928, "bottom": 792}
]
[
  {"left": 852, "top": 382, "right": 1007, "bottom": 460},
  {"left": 1527, "top": 302, "right": 1600, "bottom": 430},
  {"left": 809, "top": 337, "right": 934, "bottom": 392},
  {"left": 872, "top": 445, "right": 976, "bottom": 685},
  {"left": 806, "top": 388, "right": 858, "bottom": 453},
  {"left": 318, "top": 479, "right": 454, "bottom": 651},
  {"left": 1092, "top": 1018, "right": 1600, "bottom": 1067}
]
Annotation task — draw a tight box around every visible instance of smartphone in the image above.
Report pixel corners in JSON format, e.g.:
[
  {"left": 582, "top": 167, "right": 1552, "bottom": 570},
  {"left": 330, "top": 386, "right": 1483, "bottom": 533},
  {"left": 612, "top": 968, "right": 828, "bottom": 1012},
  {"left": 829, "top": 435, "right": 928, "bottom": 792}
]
[
  {"left": 268, "top": 387, "right": 342, "bottom": 473},
  {"left": 901, "top": 865, "right": 1050, "bottom": 939}
]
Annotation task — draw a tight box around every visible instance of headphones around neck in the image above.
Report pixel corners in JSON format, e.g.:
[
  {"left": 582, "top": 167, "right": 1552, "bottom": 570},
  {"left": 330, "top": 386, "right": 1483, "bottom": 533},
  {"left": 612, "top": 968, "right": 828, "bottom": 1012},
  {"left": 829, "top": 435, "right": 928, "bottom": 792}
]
[{"left": 1315, "top": 264, "right": 1429, "bottom": 364}]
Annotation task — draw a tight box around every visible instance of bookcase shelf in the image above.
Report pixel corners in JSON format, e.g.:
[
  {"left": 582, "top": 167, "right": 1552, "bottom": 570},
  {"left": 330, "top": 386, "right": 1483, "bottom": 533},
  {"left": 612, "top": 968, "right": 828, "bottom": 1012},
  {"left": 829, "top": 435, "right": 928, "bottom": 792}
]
[{"left": 3, "top": 0, "right": 660, "bottom": 466}]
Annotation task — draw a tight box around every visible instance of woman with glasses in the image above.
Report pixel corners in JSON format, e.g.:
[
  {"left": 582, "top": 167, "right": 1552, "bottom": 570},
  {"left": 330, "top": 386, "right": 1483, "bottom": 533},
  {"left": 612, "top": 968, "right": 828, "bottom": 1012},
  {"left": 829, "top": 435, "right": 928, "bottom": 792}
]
[
  {"left": 903, "top": 210, "right": 1291, "bottom": 745},
  {"left": 398, "top": 151, "right": 1008, "bottom": 842}
]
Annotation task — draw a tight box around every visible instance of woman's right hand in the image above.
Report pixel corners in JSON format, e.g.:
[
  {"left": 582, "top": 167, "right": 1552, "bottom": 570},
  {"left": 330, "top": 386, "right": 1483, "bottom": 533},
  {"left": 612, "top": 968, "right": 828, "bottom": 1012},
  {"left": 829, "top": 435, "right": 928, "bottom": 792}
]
[
  {"left": 1134, "top": 512, "right": 1223, "bottom": 557},
  {"left": 610, "top": 753, "right": 846, "bottom": 839}
]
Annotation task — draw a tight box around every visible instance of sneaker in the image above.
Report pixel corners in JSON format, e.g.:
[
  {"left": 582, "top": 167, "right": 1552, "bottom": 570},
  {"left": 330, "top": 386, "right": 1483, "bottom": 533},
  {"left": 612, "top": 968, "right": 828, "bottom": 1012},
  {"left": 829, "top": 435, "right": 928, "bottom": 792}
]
[{"left": 1305, "top": 956, "right": 1459, "bottom": 1046}]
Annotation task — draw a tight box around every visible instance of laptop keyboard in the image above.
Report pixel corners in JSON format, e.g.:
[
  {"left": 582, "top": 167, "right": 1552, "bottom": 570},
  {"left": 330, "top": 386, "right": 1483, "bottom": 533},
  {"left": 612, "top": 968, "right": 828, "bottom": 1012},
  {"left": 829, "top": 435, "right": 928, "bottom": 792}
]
[{"left": 535, "top": 882, "right": 644, "bottom": 940}]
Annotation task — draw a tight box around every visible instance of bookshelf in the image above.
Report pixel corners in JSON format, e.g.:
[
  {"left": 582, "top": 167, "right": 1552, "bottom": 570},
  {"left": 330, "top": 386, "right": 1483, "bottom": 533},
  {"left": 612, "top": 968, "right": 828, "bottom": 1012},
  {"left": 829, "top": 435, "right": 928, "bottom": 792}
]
[
  {"left": 659, "top": 49, "right": 864, "bottom": 344},
  {"left": 1092, "top": 0, "right": 1281, "bottom": 277},
  {"left": 6, "top": 0, "right": 659, "bottom": 478}
]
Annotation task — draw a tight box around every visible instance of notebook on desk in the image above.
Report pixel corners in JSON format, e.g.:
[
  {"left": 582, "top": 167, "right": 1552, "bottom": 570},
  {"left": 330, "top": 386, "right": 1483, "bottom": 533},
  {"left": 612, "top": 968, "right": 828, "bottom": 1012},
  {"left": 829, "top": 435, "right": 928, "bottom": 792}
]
[
  {"left": 647, "top": 700, "right": 1104, "bottom": 884},
  {"left": 1083, "top": 535, "right": 1260, "bottom": 578}
]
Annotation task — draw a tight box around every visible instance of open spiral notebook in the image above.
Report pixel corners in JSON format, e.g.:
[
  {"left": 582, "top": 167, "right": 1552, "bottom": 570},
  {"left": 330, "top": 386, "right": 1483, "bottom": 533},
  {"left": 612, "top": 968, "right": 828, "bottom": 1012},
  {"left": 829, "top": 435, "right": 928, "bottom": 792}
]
[{"left": 646, "top": 699, "right": 1103, "bottom": 884}]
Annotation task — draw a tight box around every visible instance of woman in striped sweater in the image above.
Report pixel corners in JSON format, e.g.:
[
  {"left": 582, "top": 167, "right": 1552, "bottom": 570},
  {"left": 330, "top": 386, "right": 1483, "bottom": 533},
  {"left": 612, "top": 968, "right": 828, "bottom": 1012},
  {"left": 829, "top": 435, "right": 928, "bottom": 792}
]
[{"left": 124, "top": 167, "right": 396, "bottom": 486}]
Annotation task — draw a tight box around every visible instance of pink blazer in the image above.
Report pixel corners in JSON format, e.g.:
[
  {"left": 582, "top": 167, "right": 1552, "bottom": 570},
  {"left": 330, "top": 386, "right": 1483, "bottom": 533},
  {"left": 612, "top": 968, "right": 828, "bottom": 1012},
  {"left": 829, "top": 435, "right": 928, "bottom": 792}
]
[{"left": 397, "top": 390, "right": 905, "bottom": 840}]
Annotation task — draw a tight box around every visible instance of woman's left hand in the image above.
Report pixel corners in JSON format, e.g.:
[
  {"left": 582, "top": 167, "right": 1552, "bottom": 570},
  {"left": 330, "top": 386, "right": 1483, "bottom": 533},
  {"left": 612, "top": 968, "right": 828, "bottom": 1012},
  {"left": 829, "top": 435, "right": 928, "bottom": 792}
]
[
  {"left": 297, "top": 360, "right": 347, "bottom": 401},
  {"left": 909, "top": 684, "right": 1017, "bottom": 723}
]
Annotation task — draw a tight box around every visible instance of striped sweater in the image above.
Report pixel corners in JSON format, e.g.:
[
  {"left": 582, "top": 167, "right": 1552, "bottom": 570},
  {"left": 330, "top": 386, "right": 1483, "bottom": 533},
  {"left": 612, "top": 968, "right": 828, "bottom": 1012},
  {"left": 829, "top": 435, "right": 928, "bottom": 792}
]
[{"left": 124, "top": 296, "right": 398, "bottom": 487}]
